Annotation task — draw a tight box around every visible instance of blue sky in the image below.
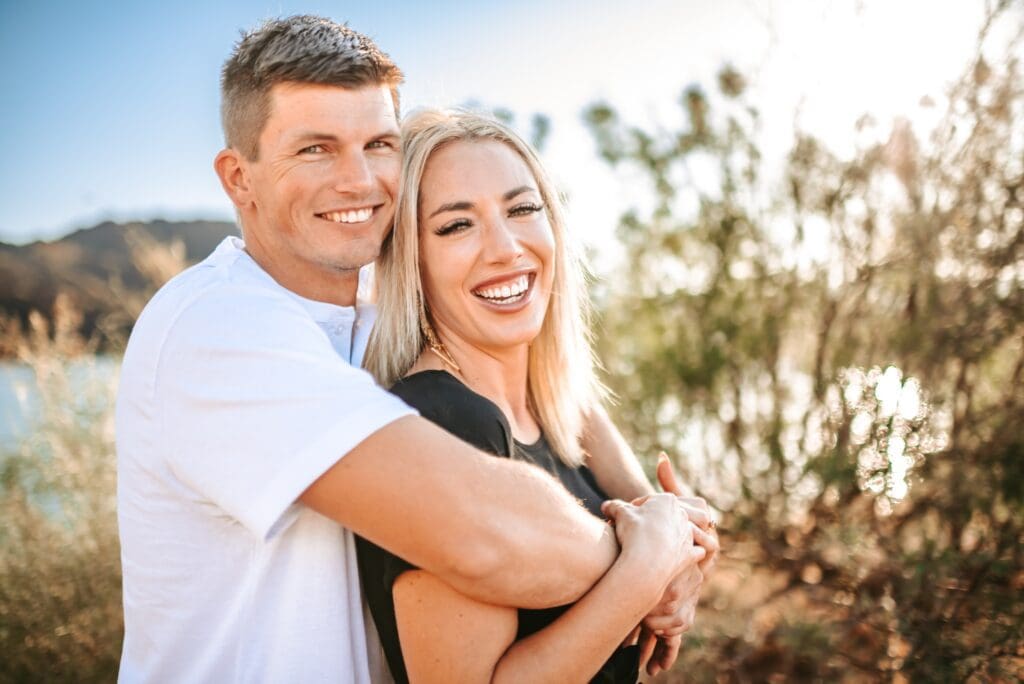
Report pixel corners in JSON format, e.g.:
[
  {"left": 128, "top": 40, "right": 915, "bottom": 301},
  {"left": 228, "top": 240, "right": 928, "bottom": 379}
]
[{"left": 0, "top": 0, "right": 990, "bottom": 247}]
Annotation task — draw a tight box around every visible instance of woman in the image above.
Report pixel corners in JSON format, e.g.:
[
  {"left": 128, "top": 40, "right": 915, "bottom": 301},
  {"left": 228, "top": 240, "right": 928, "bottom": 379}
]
[{"left": 359, "top": 110, "right": 711, "bottom": 683}]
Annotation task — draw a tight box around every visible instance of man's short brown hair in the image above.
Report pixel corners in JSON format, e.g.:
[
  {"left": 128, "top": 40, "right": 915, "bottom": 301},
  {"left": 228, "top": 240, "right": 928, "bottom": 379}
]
[{"left": 220, "top": 15, "right": 404, "bottom": 159}]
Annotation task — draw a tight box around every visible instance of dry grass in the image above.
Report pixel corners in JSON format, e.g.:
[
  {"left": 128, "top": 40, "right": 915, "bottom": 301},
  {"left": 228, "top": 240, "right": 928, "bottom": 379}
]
[
  {"left": 0, "top": 232, "right": 185, "bottom": 682},
  {"left": 0, "top": 300, "right": 122, "bottom": 682}
]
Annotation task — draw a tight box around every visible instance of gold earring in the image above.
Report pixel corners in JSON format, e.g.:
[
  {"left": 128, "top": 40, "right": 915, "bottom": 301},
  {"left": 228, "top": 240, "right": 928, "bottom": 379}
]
[{"left": 419, "top": 307, "right": 461, "bottom": 374}]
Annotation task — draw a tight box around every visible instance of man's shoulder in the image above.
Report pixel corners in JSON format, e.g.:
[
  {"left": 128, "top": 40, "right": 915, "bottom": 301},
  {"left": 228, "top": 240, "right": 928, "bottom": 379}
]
[
  {"left": 141, "top": 239, "right": 303, "bottom": 326},
  {"left": 146, "top": 237, "right": 287, "bottom": 312},
  {"left": 123, "top": 238, "right": 315, "bottom": 369}
]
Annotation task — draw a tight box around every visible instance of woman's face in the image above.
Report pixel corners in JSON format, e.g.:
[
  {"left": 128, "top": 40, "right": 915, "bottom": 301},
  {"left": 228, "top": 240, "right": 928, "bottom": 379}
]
[{"left": 417, "top": 139, "right": 556, "bottom": 357}]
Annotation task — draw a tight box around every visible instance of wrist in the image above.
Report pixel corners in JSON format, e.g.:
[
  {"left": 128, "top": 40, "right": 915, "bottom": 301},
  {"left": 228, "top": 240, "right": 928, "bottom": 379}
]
[{"left": 614, "top": 545, "right": 673, "bottom": 603}]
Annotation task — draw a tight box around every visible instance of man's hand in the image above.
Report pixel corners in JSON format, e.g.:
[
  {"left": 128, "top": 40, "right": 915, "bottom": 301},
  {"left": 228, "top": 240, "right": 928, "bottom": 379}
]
[{"left": 600, "top": 494, "right": 704, "bottom": 584}]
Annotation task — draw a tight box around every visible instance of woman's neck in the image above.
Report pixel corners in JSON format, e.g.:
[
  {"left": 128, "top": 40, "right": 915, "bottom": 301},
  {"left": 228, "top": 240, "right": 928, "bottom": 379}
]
[{"left": 411, "top": 334, "right": 538, "bottom": 443}]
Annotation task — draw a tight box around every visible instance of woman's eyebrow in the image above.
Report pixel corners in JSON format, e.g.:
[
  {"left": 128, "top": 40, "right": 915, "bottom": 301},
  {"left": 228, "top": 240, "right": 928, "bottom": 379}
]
[
  {"left": 503, "top": 185, "right": 535, "bottom": 201},
  {"left": 427, "top": 186, "right": 538, "bottom": 219},
  {"left": 428, "top": 201, "right": 473, "bottom": 219}
]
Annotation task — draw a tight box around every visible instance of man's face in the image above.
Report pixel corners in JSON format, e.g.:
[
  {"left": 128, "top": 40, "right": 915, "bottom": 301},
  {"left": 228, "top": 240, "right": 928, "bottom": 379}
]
[{"left": 242, "top": 82, "right": 400, "bottom": 298}]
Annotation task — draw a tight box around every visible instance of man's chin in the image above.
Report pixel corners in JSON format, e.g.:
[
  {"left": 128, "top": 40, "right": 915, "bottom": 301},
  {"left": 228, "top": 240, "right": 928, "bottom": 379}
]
[{"left": 317, "top": 246, "right": 381, "bottom": 274}]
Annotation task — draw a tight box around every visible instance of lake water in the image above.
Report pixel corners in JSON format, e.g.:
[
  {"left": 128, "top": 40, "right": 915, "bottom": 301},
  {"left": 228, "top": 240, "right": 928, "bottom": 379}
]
[{"left": 0, "top": 357, "right": 120, "bottom": 452}]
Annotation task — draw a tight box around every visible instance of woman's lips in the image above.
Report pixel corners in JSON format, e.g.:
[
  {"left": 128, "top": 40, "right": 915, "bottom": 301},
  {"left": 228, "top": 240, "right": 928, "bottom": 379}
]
[{"left": 471, "top": 272, "right": 536, "bottom": 308}]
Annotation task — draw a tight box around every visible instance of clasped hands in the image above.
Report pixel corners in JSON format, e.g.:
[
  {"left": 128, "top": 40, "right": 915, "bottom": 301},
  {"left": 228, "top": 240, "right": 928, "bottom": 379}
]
[{"left": 601, "top": 453, "right": 719, "bottom": 676}]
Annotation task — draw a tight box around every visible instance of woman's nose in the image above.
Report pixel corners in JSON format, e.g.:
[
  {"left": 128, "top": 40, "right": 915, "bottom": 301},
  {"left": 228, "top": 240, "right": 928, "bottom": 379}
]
[{"left": 483, "top": 217, "right": 525, "bottom": 263}]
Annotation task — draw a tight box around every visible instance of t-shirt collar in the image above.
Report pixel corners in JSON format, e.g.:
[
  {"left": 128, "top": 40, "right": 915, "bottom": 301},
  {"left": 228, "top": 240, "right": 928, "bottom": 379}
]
[{"left": 217, "top": 236, "right": 375, "bottom": 323}]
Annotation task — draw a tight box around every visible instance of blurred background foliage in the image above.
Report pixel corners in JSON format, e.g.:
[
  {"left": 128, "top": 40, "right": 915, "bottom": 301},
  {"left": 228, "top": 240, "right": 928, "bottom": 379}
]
[
  {"left": 1, "top": 4, "right": 1023, "bottom": 683},
  {"left": 0, "top": 238, "right": 187, "bottom": 682},
  {"left": 587, "top": 6, "right": 1023, "bottom": 682},
  {"left": 0, "top": 302, "right": 122, "bottom": 682}
]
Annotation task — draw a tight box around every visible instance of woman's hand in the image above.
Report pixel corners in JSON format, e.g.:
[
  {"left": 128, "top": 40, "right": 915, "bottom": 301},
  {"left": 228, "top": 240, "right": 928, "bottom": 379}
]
[
  {"left": 635, "top": 453, "right": 722, "bottom": 675},
  {"left": 655, "top": 453, "right": 720, "bottom": 575},
  {"left": 642, "top": 542, "right": 704, "bottom": 636}
]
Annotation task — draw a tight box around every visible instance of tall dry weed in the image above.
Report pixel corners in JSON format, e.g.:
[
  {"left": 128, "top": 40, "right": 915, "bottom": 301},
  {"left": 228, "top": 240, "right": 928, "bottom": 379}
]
[
  {"left": 1, "top": 236, "right": 187, "bottom": 682},
  {"left": 0, "top": 298, "right": 120, "bottom": 681}
]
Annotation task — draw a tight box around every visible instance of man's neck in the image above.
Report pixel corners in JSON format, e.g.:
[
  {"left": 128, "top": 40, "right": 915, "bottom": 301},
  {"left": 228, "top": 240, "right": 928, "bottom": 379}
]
[{"left": 242, "top": 242, "right": 359, "bottom": 307}]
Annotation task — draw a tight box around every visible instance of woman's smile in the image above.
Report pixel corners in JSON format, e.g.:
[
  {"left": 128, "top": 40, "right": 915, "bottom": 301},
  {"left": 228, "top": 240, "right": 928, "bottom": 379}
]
[
  {"left": 418, "top": 139, "right": 556, "bottom": 356},
  {"left": 470, "top": 271, "right": 536, "bottom": 308}
]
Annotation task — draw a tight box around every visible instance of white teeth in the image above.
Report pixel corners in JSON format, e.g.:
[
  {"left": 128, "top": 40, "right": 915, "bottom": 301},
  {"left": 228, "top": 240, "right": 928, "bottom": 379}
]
[
  {"left": 321, "top": 208, "right": 373, "bottom": 223},
  {"left": 474, "top": 275, "right": 530, "bottom": 302}
]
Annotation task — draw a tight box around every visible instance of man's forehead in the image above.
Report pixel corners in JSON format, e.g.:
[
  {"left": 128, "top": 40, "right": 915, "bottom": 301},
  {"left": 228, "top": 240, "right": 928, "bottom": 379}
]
[{"left": 266, "top": 82, "right": 399, "bottom": 135}]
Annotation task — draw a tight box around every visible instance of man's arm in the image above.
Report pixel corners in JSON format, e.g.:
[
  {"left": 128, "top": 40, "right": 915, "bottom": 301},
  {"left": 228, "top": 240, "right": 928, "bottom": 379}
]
[
  {"left": 300, "top": 415, "right": 619, "bottom": 609},
  {"left": 582, "top": 402, "right": 655, "bottom": 500}
]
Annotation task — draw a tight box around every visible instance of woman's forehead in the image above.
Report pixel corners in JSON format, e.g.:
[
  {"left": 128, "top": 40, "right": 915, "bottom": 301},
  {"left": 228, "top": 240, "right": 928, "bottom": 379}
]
[{"left": 421, "top": 139, "right": 537, "bottom": 200}]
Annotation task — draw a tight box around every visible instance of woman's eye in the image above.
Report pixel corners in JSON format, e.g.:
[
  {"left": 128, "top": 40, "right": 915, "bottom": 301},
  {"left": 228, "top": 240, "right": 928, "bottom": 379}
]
[
  {"left": 435, "top": 219, "right": 472, "bottom": 236},
  {"left": 510, "top": 202, "right": 544, "bottom": 217}
]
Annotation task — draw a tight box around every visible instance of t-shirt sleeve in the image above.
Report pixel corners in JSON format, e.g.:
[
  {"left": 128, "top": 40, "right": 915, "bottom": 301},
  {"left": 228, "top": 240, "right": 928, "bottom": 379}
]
[{"left": 155, "top": 284, "right": 416, "bottom": 541}]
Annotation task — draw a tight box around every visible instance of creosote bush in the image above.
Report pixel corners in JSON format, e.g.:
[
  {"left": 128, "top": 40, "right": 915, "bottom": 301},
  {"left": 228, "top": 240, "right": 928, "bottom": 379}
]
[{"left": 585, "top": 7, "right": 1023, "bottom": 682}]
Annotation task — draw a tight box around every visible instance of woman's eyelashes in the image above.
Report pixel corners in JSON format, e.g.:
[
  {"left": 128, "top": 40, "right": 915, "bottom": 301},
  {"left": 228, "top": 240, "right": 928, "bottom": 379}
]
[
  {"left": 509, "top": 201, "right": 545, "bottom": 217},
  {"left": 435, "top": 218, "right": 472, "bottom": 236},
  {"left": 433, "top": 202, "right": 546, "bottom": 236}
]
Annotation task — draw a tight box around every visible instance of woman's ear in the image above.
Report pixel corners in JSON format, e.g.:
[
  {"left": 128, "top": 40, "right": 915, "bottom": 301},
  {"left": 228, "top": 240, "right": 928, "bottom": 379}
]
[{"left": 214, "top": 148, "right": 254, "bottom": 209}]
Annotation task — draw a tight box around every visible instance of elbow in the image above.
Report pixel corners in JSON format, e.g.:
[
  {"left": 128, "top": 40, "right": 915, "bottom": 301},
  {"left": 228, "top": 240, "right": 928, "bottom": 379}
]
[
  {"left": 463, "top": 531, "right": 586, "bottom": 609},
  {"left": 438, "top": 530, "right": 510, "bottom": 590},
  {"left": 433, "top": 514, "right": 568, "bottom": 606}
]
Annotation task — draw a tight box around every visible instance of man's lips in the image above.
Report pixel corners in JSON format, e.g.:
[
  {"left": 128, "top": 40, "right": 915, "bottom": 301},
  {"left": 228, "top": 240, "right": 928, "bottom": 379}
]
[{"left": 316, "top": 206, "right": 378, "bottom": 224}]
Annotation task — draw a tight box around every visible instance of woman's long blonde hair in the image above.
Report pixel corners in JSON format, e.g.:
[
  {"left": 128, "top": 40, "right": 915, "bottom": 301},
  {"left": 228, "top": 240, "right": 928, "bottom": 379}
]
[{"left": 364, "top": 109, "right": 602, "bottom": 467}]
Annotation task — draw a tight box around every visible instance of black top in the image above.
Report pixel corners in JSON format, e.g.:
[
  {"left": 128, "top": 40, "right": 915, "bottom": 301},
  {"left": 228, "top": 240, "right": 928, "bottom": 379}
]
[{"left": 355, "top": 370, "right": 639, "bottom": 684}]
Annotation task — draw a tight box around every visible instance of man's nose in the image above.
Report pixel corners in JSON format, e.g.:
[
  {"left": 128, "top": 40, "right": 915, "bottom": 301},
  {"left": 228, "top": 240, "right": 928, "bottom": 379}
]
[{"left": 332, "top": 150, "right": 374, "bottom": 196}]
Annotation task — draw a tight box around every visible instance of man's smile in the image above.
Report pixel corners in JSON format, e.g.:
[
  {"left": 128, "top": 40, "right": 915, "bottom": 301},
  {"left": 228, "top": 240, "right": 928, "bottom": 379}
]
[{"left": 316, "top": 206, "right": 378, "bottom": 224}]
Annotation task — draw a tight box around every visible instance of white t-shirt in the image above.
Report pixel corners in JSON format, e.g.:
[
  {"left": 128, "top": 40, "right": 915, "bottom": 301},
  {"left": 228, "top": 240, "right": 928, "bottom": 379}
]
[{"left": 116, "top": 237, "right": 415, "bottom": 683}]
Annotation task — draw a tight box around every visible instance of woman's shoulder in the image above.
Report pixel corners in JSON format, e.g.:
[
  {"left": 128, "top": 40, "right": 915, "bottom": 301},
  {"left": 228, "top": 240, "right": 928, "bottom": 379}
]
[{"left": 390, "top": 370, "right": 514, "bottom": 458}]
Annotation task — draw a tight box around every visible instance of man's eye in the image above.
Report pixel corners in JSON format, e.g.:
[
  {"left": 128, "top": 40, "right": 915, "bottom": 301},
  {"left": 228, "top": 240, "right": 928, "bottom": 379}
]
[
  {"left": 368, "top": 139, "right": 396, "bottom": 150},
  {"left": 299, "top": 144, "right": 325, "bottom": 154}
]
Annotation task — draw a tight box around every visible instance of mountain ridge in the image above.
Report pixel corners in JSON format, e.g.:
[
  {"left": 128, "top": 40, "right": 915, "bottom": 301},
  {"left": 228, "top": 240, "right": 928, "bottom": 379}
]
[{"left": 0, "top": 219, "right": 238, "bottom": 351}]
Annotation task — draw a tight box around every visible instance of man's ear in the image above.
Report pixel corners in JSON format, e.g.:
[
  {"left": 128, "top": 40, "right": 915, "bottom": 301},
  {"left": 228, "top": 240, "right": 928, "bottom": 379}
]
[{"left": 214, "top": 148, "right": 254, "bottom": 209}]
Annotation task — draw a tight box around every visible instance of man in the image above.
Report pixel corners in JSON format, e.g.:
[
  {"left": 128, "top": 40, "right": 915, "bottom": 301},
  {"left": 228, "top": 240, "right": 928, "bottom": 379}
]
[{"left": 116, "top": 15, "right": 713, "bottom": 682}]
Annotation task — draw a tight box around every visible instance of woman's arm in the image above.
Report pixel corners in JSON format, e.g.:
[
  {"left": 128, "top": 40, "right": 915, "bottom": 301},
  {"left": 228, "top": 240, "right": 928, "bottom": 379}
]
[
  {"left": 489, "top": 544, "right": 669, "bottom": 683},
  {"left": 393, "top": 494, "right": 704, "bottom": 683},
  {"left": 581, "top": 403, "right": 655, "bottom": 500},
  {"left": 582, "top": 407, "right": 721, "bottom": 675}
]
